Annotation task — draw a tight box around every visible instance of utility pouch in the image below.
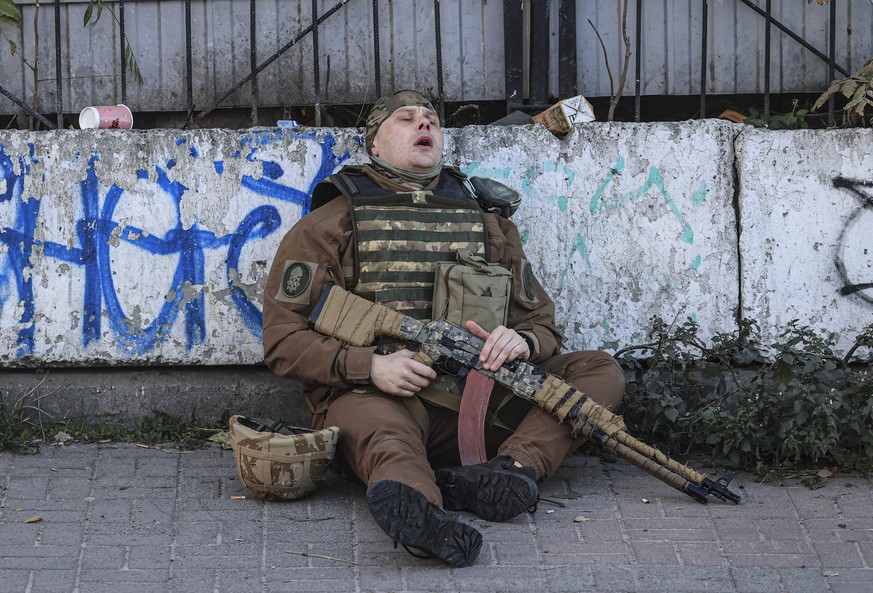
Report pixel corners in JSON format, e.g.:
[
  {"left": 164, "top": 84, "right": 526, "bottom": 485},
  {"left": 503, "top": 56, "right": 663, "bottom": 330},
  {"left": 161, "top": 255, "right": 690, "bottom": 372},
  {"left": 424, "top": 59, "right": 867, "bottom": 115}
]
[{"left": 432, "top": 249, "right": 512, "bottom": 332}]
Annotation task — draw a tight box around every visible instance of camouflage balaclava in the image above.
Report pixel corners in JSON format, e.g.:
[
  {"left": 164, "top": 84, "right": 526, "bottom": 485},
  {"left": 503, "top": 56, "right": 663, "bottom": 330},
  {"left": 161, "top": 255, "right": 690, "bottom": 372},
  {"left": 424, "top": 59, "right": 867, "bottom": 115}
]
[{"left": 365, "top": 90, "right": 439, "bottom": 155}]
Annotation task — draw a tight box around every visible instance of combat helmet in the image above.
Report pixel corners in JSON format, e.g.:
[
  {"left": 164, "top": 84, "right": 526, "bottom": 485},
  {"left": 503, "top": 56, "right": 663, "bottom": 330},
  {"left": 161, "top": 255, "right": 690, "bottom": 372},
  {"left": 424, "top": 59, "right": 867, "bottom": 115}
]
[{"left": 229, "top": 415, "right": 339, "bottom": 500}]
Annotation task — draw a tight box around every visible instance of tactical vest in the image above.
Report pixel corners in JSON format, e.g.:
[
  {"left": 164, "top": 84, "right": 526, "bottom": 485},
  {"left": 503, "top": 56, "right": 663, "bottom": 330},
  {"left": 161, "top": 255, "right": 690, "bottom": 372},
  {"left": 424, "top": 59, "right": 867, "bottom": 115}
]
[{"left": 325, "top": 168, "right": 489, "bottom": 334}]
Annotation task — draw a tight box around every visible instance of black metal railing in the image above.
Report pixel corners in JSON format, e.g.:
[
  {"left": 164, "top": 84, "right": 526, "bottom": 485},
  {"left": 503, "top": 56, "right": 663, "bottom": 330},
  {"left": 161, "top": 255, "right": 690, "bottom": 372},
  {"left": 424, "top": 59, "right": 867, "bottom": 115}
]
[{"left": 0, "top": 0, "right": 860, "bottom": 130}]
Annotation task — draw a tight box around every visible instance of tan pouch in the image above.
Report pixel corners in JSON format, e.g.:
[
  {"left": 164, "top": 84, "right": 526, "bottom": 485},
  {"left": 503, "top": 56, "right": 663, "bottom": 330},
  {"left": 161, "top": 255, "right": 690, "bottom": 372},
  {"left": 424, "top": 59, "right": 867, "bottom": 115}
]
[{"left": 432, "top": 249, "right": 512, "bottom": 332}]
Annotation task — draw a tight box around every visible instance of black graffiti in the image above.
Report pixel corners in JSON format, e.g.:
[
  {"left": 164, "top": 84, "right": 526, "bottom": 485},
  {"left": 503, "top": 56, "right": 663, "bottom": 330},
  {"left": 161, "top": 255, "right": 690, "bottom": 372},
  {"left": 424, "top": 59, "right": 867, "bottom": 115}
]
[{"left": 833, "top": 177, "right": 873, "bottom": 303}]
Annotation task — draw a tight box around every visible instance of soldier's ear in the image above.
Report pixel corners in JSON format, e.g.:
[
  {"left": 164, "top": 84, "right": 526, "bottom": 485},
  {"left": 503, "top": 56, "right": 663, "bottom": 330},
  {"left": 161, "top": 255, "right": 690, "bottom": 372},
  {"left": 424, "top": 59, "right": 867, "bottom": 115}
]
[{"left": 370, "top": 138, "right": 380, "bottom": 157}]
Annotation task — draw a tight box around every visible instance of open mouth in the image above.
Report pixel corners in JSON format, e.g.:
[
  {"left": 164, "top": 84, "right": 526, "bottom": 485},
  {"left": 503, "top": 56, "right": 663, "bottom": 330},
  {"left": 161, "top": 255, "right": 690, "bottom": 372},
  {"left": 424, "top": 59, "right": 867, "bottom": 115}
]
[{"left": 414, "top": 136, "right": 433, "bottom": 148}]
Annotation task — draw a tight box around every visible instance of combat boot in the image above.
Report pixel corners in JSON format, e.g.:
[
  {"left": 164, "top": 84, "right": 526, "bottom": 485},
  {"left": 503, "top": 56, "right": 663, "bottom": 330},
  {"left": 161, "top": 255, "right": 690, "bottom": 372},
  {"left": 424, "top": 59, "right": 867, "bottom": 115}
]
[
  {"left": 435, "top": 455, "right": 538, "bottom": 522},
  {"left": 366, "top": 479, "right": 482, "bottom": 567}
]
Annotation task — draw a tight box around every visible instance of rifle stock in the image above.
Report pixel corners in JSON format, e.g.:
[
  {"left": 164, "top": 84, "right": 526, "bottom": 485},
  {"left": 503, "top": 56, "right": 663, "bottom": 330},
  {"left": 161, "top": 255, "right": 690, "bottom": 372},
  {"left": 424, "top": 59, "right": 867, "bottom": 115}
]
[{"left": 309, "top": 284, "right": 740, "bottom": 505}]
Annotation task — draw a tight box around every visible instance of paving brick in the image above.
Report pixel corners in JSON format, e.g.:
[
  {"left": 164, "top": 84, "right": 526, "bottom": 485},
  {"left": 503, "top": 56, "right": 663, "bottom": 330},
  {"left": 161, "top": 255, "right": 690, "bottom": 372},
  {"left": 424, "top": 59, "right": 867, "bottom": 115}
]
[
  {"left": 723, "top": 544, "right": 818, "bottom": 568},
  {"left": 171, "top": 543, "right": 264, "bottom": 570},
  {"left": 776, "top": 567, "right": 835, "bottom": 593},
  {"left": 78, "top": 584, "right": 169, "bottom": 593},
  {"left": 357, "top": 565, "right": 405, "bottom": 592},
  {"left": 454, "top": 565, "right": 550, "bottom": 592},
  {"left": 79, "top": 568, "right": 172, "bottom": 583},
  {"left": 812, "top": 540, "right": 865, "bottom": 567},
  {"left": 730, "top": 567, "right": 783, "bottom": 593},
  {"left": 80, "top": 545, "right": 128, "bottom": 570},
  {"left": 25, "top": 570, "right": 77, "bottom": 593},
  {"left": 636, "top": 566, "right": 734, "bottom": 592},
  {"left": 169, "top": 569, "right": 218, "bottom": 591},
  {"left": 676, "top": 542, "right": 726, "bottom": 566},
  {"left": 0, "top": 571, "right": 32, "bottom": 593},
  {"left": 543, "top": 564, "right": 595, "bottom": 593},
  {"left": 825, "top": 568, "right": 873, "bottom": 593},
  {"left": 0, "top": 545, "right": 80, "bottom": 570},
  {"left": 590, "top": 565, "right": 641, "bottom": 592},
  {"left": 264, "top": 567, "right": 357, "bottom": 592},
  {"left": 0, "top": 523, "right": 40, "bottom": 545},
  {"left": 630, "top": 541, "right": 680, "bottom": 565},
  {"left": 128, "top": 544, "right": 173, "bottom": 568}
]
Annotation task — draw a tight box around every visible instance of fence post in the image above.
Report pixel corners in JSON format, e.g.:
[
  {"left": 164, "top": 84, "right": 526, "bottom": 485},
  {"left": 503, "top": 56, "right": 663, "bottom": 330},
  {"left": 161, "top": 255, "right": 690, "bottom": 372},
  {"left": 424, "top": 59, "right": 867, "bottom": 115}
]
[
  {"left": 503, "top": 0, "right": 524, "bottom": 110},
  {"left": 251, "top": 0, "right": 259, "bottom": 127}
]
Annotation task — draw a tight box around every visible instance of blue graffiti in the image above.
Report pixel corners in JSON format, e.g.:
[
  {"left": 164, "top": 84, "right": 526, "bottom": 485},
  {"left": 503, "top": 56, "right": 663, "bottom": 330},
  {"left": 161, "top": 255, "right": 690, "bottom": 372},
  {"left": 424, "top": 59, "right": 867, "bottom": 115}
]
[
  {"left": 0, "top": 147, "right": 38, "bottom": 356},
  {"left": 0, "top": 133, "right": 348, "bottom": 358}
]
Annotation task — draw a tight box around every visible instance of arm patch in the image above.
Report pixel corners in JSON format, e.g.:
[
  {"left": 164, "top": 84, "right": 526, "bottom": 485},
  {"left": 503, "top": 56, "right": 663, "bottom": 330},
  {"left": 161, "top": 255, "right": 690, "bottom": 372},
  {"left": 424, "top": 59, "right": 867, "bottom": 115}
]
[{"left": 275, "top": 260, "right": 318, "bottom": 304}]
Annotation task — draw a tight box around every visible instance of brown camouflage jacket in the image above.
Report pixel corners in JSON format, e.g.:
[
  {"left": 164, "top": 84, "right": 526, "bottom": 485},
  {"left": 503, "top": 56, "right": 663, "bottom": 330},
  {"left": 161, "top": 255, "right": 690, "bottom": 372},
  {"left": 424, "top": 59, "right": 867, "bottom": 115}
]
[{"left": 262, "top": 167, "right": 563, "bottom": 415}]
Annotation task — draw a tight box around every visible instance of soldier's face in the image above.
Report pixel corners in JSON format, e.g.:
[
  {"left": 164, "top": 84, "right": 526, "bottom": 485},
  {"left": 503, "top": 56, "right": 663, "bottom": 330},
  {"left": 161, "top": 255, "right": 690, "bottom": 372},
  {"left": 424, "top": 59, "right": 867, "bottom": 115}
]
[{"left": 371, "top": 106, "right": 443, "bottom": 172}]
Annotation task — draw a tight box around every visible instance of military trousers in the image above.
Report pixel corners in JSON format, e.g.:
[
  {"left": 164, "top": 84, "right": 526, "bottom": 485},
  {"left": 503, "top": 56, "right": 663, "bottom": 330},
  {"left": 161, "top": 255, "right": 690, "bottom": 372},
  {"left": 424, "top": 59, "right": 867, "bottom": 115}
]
[{"left": 313, "top": 350, "right": 626, "bottom": 508}]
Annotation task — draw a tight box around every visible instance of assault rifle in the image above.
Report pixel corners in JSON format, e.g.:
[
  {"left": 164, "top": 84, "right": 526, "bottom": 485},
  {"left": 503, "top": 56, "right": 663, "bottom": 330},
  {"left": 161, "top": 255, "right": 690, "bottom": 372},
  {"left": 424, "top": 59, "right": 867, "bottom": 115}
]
[{"left": 309, "top": 284, "right": 741, "bottom": 505}]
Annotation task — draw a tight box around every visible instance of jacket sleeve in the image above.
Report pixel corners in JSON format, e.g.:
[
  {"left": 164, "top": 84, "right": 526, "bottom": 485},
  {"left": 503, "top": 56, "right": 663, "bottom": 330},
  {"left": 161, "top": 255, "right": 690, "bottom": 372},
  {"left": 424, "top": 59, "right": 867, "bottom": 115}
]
[
  {"left": 489, "top": 214, "right": 564, "bottom": 362},
  {"left": 262, "top": 201, "right": 376, "bottom": 395}
]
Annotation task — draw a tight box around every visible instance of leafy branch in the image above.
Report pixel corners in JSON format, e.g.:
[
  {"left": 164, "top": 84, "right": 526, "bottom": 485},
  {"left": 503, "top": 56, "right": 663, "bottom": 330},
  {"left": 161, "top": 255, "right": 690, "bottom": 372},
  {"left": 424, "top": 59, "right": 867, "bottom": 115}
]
[
  {"left": 813, "top": 57, "right": 873, "bottom": 127},
  {"left": 83, "top": 0, "right": 143, "bottom": 84},
  {"left": 617, "top": 316, "right": 873, "bottom": 472}
]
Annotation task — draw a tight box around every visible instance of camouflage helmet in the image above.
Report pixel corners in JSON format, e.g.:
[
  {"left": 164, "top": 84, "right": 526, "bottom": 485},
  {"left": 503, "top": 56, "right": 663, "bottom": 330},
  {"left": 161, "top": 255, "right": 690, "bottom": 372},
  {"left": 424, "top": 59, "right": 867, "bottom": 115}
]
[
  {"left": 229, "top": 415, "right": 339, "bottom": 501},
  {"left": 365, "top": 89, "right": 438, "bottom": 154}
]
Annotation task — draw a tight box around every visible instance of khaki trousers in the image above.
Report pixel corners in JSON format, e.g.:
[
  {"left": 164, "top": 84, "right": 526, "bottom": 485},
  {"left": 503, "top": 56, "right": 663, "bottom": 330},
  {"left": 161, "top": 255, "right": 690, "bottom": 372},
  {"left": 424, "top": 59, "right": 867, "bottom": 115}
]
[{"left": 313, "top": 350, "right": 626, "bottom": 507}]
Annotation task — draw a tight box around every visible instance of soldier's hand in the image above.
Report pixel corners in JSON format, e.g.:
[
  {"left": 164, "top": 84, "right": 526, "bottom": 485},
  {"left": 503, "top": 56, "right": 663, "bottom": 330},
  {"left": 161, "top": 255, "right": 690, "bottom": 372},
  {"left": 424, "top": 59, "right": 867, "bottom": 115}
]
[
  {"left": 465, "top": 321, "right": 530, "bottom": 371},
  {"left": 370, "top": 349, "right": 437, "bottom": 398}
]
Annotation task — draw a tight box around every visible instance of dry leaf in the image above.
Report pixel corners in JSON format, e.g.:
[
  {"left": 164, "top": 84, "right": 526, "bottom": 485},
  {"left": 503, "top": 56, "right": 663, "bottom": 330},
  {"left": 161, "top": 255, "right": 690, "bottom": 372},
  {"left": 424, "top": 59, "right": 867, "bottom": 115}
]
[
  {"left": 54, "top": 431, "right": 72, "bottom": 443},
  {"left": 573, "top": 515, "right": 589, "bottom": 523},
  {"left": 23, "top": 515, "right": 42, "bottom": 524},
  {"left": 817, "top": 469, "right": 834, "bottom": 479}
]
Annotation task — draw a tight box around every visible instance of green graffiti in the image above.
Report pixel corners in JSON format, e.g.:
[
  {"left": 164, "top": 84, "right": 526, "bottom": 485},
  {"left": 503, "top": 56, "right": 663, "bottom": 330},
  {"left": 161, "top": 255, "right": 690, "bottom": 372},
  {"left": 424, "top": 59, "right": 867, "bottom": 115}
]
[
  {"left": 557, "top": 196, "right": 568, "bottom": 212},
  {"left": 461, "top": 162, "right": 511, "bottom": 180},
  {"left": 461, "top": 161, "right": 481, "bottom": 176},
  {"left": 522, "top": 166, "right": 538, "bottom": 190},
  {"left": 559, "top": 233, "right": 591, "bottom": 288},
  {"left": 520, "top": 229, "right": 529, "bottom": 246},
  {"left": 588, "top": 160, "right": 695, "bottom": 245},
  {"left": 690, "top": 255, "right": 702, "bottom": 270},
  {"left": 543, "top": 160, "right": 575, "bottom": 187},
  {"left": 692, "top": 183, "right": 708, "bottom": 207},
  {"left": 590, "top": 157, "right": 625, "bottom": 215}
]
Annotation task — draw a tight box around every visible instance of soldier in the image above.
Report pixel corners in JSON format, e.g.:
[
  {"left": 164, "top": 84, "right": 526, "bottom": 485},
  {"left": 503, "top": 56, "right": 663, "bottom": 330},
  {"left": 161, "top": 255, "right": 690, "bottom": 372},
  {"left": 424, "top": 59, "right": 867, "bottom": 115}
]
[{"left": 263, "top": 90, "right": 625, "bottom": 567}]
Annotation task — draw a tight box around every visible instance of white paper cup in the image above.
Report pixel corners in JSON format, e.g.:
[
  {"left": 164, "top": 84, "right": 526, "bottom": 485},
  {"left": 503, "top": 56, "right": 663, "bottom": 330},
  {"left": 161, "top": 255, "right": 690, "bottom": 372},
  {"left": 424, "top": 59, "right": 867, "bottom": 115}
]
[{"left": 79, "top": 104, "right": 133, "bottom": 129}]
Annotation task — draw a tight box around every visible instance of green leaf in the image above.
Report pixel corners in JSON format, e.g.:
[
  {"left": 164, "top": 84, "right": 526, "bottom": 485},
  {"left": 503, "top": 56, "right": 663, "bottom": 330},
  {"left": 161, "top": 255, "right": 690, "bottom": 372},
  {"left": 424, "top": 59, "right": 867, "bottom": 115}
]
[
  {"left": 84, "top": 1, "right": 104, "bottom": 28},
  {"left": 772, "top": 361, "right": 795, "bottom": 385},
  {"left": 841, "top": 80, "right": 860, "bottom": 99},
  {"left": 0, "top": 14, "right": 19, "bottom": 29},
  {"left": 0, "top": 0, "right": 21, "bottom": 23},
  {"left": 701, "top": 362, "right": 724, "bottom": 381}
]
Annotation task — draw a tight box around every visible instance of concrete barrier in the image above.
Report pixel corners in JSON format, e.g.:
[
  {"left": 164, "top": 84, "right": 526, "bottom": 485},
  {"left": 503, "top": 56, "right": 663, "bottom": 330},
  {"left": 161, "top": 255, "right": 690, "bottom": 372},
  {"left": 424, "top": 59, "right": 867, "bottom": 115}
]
[{"left": 1, "top": 122, "right": 870, "bottom": 423}]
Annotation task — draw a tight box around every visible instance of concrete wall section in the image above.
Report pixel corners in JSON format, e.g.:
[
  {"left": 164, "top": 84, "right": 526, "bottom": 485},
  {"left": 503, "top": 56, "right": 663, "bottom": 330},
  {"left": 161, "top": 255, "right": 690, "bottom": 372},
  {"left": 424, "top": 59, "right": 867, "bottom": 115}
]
[
  {"left": 2, "top": 122, "right": 870, "bottom": 370},
  {"left": 737, "top": 129, "right": 873, "bottom": 355},
  {"left": 0, "top": 128, "right": 361, "bottom": 365},
  {"left": 449, "top": 121, "right": 740, "bottom": 353}
]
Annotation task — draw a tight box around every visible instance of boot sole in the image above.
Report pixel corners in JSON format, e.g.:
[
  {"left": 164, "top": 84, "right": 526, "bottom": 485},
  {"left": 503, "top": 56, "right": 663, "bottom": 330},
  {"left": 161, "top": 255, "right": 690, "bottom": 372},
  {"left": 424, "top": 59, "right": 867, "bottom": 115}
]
[
  {"left": 367, "top": 479, "right": 482, "bottom": 567},
  {"left": 435, "top": 467, "right": 538, "bottom": 522}
]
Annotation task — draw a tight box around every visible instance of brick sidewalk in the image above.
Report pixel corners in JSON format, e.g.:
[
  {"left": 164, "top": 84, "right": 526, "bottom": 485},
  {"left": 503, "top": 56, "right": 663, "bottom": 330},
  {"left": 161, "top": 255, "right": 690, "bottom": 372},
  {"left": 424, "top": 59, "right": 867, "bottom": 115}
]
[{"left": 1, "top": 444, "right": 872, "bottom": 593}]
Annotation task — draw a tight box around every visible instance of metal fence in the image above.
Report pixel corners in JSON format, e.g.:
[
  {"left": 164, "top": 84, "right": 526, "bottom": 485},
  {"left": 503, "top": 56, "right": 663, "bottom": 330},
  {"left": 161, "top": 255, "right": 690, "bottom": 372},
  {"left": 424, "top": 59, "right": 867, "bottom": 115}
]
[{"left": 0, "top": 0, "right": 868, "bottom": 130}]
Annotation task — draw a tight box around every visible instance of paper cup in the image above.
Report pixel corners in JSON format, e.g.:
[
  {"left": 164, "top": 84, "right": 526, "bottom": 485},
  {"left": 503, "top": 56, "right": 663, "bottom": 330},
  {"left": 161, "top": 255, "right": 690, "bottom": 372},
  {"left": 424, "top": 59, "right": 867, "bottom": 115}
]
[{"left": 79, "top": 104, "right": 133, "bottom": 129}]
